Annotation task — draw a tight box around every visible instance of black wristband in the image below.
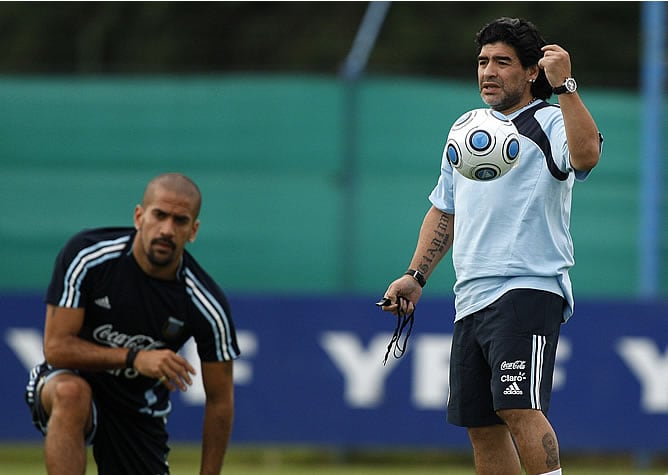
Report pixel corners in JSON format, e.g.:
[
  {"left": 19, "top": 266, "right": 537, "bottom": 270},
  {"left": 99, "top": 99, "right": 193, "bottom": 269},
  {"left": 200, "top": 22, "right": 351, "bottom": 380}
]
[
  {"left": 405, "top": 269, "right": 426, "bottom": 288},
  {"left": 125, "top": 347, "right": 139, "bottom": 369}
]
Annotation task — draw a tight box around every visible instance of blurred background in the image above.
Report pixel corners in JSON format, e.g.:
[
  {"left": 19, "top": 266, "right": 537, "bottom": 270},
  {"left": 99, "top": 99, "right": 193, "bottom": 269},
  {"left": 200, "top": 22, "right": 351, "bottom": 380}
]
[
  {"left": 0, "top": 1, "right": 662, "bottom": 296},
  {"left": 1, "top": 1, "right": 666, "bottom": 472}
]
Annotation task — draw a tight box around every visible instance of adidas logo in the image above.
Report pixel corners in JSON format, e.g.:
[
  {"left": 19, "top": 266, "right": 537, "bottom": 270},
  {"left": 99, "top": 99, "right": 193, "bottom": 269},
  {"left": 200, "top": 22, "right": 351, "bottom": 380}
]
[
  {"left": 94, "top": 296, "right": 111, "bottom": 310},
  {"left": 503, "top": 382, "right": 523, "bottom": 395}
]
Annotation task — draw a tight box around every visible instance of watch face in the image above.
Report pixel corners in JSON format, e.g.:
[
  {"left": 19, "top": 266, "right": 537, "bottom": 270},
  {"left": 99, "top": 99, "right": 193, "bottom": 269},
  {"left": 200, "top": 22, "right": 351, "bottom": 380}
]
[{"left": 565, "top": 78, "right": 577, "bottom": 93}]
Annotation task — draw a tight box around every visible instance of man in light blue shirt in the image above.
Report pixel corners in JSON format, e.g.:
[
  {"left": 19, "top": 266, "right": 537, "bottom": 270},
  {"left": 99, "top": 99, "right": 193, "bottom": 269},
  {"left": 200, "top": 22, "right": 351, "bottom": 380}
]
[{"left": 380, "top": 17, "right": 602, "bottom": 475}]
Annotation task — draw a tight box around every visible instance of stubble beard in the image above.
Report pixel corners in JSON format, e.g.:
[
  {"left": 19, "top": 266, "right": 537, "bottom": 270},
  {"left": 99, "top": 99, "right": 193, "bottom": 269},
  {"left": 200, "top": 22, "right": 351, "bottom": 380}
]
[
  {"left": 146, "top": 239, "right": 176, "bottom": 268},
  {"left": 483, "top": 88, "right": 524, "bottom": 113},
  {"left": 146, "top": 250, "right": 173, "bottom": 267}
]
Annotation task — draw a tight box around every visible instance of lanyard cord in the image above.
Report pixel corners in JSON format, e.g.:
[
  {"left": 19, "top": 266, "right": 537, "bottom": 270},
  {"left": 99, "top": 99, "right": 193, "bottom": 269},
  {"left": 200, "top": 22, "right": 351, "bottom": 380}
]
[{"left": 382, "top": 296, "right": 415, "bottom": 366}]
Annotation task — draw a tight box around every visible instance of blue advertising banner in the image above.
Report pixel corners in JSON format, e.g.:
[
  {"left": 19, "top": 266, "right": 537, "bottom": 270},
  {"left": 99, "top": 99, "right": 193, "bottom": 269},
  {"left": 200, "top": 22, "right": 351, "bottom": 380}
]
[{"left": 2, "top": 293, "right": 667, "bottom": 451}]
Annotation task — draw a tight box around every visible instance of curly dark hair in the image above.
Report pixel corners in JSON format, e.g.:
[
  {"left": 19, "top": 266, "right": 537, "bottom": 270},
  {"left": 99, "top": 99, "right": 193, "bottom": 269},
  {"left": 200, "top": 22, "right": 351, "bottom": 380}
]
[{"left": 475, "top": 17, "right": 552, "bottom": 100}]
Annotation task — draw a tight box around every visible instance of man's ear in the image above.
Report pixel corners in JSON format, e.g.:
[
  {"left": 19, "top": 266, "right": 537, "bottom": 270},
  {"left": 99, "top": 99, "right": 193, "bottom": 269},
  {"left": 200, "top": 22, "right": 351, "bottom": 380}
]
[
  {"left": 133, "top": 204, "right": 143, "bottom": 231},
  {"left": 189, "top": 220, "right": 200, "bottom": 243},
  {"left": 528, "top": 64, "right": 539, "bottom": 82}
]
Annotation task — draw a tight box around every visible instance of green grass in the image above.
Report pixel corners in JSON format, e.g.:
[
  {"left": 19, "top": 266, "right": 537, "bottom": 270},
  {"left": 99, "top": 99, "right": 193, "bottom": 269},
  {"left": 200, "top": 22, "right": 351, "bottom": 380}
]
[{"left": 1, "top": 443, "right": 666, "bottom": 474}]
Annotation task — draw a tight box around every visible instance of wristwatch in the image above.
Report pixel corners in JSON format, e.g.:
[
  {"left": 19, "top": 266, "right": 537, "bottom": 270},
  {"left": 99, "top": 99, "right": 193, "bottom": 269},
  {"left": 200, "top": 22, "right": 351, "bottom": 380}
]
[
  {"left": 405, "top": 269, "right": 426, "bottom": 288},
  {"left": 553, "top": 77, "right": 577, "bottom": 95}
]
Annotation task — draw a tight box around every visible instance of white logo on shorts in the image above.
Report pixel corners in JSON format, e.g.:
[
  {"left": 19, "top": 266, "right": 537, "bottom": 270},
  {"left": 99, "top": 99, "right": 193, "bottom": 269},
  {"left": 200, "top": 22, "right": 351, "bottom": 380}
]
[
  {"left": 501, "top": 372, "right": 526, "bottom": 383},
  {"left": 503, "top": 382, "right": 523, "bottom": 395},
  {"left": 500, "top": 360, "right": 526, "bottom": 371}
]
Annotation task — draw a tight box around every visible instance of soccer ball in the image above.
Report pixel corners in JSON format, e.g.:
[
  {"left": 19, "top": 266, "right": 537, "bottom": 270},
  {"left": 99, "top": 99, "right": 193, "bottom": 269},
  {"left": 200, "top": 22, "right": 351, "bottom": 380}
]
[{"left": 445, "top": 108, "right": 521, "bottom": 181}]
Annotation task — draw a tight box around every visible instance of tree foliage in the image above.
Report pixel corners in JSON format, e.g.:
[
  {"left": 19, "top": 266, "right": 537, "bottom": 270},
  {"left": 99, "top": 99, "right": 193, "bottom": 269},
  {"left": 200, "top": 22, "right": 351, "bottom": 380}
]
[{"left": 0, "top": 2, "right": 640, "bottom": 88}]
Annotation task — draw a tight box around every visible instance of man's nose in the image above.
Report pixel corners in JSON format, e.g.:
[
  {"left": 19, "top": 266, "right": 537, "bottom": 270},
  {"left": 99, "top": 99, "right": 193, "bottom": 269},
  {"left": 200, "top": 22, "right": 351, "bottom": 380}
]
[
  {"left": 481, "top": 64, "right": 497, "bottom": 78},
  {"left": 159, "top": 219, "right": 176, "bottom": 237}
]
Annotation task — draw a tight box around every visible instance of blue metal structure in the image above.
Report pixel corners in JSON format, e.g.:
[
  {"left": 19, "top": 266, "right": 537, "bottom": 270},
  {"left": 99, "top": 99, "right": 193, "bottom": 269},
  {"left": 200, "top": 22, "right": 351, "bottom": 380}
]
[
  {"left": 639, "top": 2, "right": 665, "bottom": 297},
  {"left": 340, "top": 2, "right": 391, "bottom": 289}
]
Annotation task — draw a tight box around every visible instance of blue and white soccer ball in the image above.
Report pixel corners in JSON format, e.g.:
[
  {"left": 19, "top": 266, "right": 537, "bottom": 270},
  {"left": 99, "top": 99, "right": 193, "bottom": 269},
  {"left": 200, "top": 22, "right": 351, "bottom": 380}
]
[{"left": 445, "top": 108, "right": 521, "bottom": 181}]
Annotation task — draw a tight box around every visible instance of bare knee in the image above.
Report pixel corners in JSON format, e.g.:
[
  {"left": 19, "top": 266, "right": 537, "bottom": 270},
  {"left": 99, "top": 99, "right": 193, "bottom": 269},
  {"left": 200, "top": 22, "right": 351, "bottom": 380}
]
[
  {"left": 468, "top": 425, "right": 521, "bottom": 475},
  {"left": 468, "top": 424, "right": 510, "bottom": 441},
  {"left": 496, "top": 408, "right": 548, "bottom": 431},
  {"left": 497, "top": 408, "right": 523, "bottom": 422},
  {"left": 468, "top": 424, "right": 516, "bottom": 452},
  {"left": 42, "top": 375, "right": 92, "bottom": 426},
  {"left": 496, "top": 409, "right": 561, "bottom": 474}
]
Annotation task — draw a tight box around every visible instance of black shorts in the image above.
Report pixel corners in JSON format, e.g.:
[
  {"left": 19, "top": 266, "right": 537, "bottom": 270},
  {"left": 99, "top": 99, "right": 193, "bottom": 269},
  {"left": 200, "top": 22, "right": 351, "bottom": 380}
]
[
  {"left": 447, "top": 288, "right": 564, "bottom": 427},
  {"left": 26, "top": 362, "right": 170, "bottom": 475},
  {"left": 92, "top": 399, "right": 170, "bottom": 475}
]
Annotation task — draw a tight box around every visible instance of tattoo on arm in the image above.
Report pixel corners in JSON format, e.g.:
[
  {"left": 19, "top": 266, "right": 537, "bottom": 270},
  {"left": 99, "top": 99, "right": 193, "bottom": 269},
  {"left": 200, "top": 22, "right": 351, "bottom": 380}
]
[
  {"left": 417, "top": 213, "right": 451, "bottom": 276},
  {"left": 542, "top": 432, "right": 560, "bottom": 469}
]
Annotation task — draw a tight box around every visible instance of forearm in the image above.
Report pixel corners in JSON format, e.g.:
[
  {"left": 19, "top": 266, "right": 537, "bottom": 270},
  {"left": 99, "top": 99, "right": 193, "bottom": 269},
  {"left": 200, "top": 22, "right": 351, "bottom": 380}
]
[
  {"left": 44, "top": 332, "right": 129, "bottom": 371},
  {"left": 200, "top": 399, "right": 234, "bottom": 474},
  {"left": 558, "top": 93, "right": 601, "bottom": 171},
  {"left": 408, "top": 206, "right": 454, "bottom": 280}
]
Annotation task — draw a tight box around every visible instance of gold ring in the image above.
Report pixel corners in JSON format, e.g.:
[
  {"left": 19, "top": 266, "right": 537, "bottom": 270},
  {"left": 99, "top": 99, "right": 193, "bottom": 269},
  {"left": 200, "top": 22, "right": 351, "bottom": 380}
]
[{"left": 159, "top": 375, "right": 168, "bottom": 383}]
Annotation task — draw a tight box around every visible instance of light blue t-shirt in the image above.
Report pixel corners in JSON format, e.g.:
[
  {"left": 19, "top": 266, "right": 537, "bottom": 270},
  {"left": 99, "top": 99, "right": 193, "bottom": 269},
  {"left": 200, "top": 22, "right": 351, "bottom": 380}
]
[{"left": 429, "top": 100, "right": 595, "bottom": 322}]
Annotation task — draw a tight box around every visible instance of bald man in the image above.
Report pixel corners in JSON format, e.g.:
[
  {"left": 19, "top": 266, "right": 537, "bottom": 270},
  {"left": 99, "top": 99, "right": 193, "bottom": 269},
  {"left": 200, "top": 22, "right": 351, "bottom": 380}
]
[{"left": 25, "top": 173, "right": 240, "bottom": 475}]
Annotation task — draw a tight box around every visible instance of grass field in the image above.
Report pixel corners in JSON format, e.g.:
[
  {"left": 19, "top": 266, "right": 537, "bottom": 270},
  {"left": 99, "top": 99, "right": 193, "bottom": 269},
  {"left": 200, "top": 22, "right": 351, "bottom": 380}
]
[{"left": 1, "top": 443, "right": 667, "bottom": 474}]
